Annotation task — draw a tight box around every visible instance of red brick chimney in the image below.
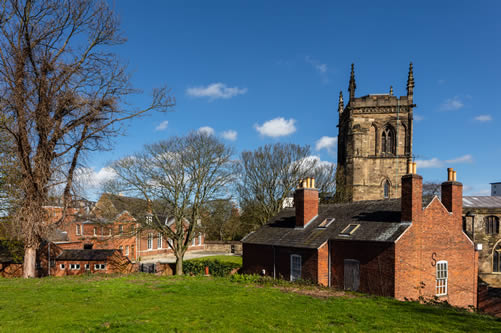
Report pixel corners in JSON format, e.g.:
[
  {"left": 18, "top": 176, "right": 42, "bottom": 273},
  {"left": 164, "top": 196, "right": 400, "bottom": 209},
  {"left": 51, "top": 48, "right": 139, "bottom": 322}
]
[
  {"left": 401, "top": 161, "right": 422, "bottom": 222},
  {"left": 294, "top": 177, "right": 319, "bottom": 228},
  {"left": 441, "top": 168, "right": 462, "bottom": 218}
]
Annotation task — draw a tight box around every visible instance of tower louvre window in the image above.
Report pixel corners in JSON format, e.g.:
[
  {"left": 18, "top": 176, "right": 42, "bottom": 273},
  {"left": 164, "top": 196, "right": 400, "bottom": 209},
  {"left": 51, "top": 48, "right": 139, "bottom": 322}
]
[{"left": 382, "top": 126, "right": 395, "bottom": 155}]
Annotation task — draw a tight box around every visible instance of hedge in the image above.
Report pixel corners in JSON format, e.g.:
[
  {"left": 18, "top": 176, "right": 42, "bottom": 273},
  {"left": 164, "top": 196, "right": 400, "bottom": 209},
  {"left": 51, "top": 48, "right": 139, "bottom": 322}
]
[{"left": 183, "top": 259, "right": 240, "bottom": 277}]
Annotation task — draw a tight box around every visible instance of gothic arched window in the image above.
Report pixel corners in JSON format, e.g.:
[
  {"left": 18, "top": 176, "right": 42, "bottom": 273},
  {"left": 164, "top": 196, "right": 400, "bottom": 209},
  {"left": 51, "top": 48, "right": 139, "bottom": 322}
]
[
  {"left": 485, "top": 216, "right": 500, "bottom": 234},
  {"left": 493, "top": 242, "right": 501, "bottom": 272},
  {"left": 382, "top": 126, "right": 395, "bottom": 155},
  {"left": 383, "top": 180, "right": 390, "bottom": 199}
]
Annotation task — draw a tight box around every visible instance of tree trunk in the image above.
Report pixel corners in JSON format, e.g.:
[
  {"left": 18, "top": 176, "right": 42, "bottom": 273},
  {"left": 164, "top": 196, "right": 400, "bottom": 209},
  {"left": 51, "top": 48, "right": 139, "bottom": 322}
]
[
  {"left": 23, "top": 246, "right": 37, "bottom": 278},
  {"left": 175, "top": 256, "right": 184, "bottom": 276}
]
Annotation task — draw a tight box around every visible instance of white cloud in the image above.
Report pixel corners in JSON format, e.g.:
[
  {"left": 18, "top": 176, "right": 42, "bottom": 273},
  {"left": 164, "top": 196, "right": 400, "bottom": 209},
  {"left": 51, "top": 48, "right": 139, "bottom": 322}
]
[
  {"left": 305, "top": 56, "right": 328, "bottom": 74},
  {"left": 76, "top": 167, "right": 116, "bottom": 188},
  {"left": 155, "top": 120, "right": 169, "bottom": 131},
  {"left": 445, "top": 154, "right": 473, "bottom": 164},
  {"left": 186, "top": 83, "right": 247, "bottom": 100},
  {"left": 221, "top": 130, "right": 237, "bottom": 141},
  {"left": 440, "top": 96, "right": 464, "bottom": 111},
  {"left": 254, "top": 117, "right": 296, "bottom": 137},
  {"left": 438, "top": 79, "right": 446, "bottom": 85},
  {"left": 315, "top": 136, "right": 337, "bottom": 154},
  {"left": 198, "top": 126, "right": 215, "bottom": 136},
  {"left": 415, "top": 157, "right": 443, "bottom": 168},
  {"left": 416, "top": 154, "right": 473, "bottom": 169},
  {"left": 474, "top": 115, "right": 492, "bottom": 122},
  {"left": 414, "top": 114, "right": 424, "bottom": 121}
]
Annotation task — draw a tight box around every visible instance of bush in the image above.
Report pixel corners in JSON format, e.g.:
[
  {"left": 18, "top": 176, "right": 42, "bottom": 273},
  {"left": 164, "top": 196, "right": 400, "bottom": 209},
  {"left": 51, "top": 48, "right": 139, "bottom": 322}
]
[{"left": 183, "top": 259, "right": 240, "bottom": 277}]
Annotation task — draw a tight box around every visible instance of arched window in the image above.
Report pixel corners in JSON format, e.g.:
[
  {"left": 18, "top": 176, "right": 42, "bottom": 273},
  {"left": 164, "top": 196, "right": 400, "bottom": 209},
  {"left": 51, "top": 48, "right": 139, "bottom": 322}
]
[
  {"left": 381, "top": 126, "right": 395, "bottom": 155},
  {"left": 494, "top": 243, "right": 501, "bottom": 273},
  {"left": 383, "top": 180, "right": 390, "bottom": 199},
  {"left": 485, "top": 216, "right": 500, "bottom": 234}
]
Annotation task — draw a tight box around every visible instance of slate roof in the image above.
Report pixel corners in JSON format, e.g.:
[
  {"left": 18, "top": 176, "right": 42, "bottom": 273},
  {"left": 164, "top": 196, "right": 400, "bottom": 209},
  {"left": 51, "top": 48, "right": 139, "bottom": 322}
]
[
  {"left": 463, "top": 196, "right": 501, "bottom": 208},
  {"left": 47, "top": 228, "right": 69, "bottom": 242},
  {"left": 56, "top": 249, "right": 117, "bottom": 261},
  {"left": 242, "top": 199, "right": 410, "bottom": 249}
]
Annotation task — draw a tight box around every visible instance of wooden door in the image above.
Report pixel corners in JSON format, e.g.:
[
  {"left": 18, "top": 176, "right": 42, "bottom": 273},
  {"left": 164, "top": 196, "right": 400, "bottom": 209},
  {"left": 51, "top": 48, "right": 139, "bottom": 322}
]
[{"left": 344, "top": 259, "right": 360, "bottom": 291}]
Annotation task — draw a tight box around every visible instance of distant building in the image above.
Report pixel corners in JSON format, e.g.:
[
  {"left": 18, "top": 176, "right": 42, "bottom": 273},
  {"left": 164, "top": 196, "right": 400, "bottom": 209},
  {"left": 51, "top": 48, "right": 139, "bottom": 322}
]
[{"left": 491, "top": 182, "right": 501, "bottom": 196}]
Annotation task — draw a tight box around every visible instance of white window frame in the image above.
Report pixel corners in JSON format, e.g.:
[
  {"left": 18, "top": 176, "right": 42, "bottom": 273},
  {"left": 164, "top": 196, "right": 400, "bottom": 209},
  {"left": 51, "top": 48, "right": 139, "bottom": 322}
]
[
  {"left": 119, "top": 245, "right": 123, "bottom": 253},
  {"left": 198, "top": 234, "right": 202, "bottom": 245},
  {"left": 157, "top": 233, "right": 162, "bottom": 249},
  {"left": 290, "top": 254, "right": 302, "bottom": 282},
  {"left": 100, "top": 264, "right": 106, "bottom": 270},
  {"left": 70, "top": 264, "right": 80, "bottom": 270},
  {"left": 76, "top": 224, "right": 81, "bottom": 235},
  {"left": 147, "top": 233, "right": 153, "bottom": 250},
  {"left": 85, "top": 264, "right": 90, "bottom": 270},
  {"left": 192, "top": 237, "right": 196, "bottom": 246},
  {"left": 119, "top": 225, "right": 124, "bottom": 235},
  {"left": 436, "top": 260, "right": 448, "bottom": 296},
  {"left": 94, "top": 264, "right": 100, "bottom": 270},
  {"left": 60, "top": 264, "right": 65, "bottom": 269},
  {"left": 125, "top": 245, "right": 129, "bottom": 256}
]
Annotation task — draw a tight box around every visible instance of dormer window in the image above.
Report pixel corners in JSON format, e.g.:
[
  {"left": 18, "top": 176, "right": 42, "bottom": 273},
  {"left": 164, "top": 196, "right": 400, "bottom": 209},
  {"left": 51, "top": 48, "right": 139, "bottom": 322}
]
[
  {"left": 340, "top": 224, "right": 360, "bottom": 236},
  {"left": 317, "top": 218, "right": 335, "bottom": 228}
]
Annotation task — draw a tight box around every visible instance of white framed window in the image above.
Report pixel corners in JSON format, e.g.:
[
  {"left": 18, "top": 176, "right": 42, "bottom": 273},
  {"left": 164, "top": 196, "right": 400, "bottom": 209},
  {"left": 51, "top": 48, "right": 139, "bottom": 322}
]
[
  {"left": 192, "top": 237, "right": 196, "bottom": 246},
  {"left": 60, "top": 264, "right": 65, "bottom": 269},
  {"left": 70, "top": 264, "right": 80, "bottom": 270},
  {"left": 147, "top": 233, "right": 153, "bottom": 250},
  {"left": 93, "top": 227, "right": 97, "bottom": 236},
  {"left": 119, "top": 225, "right": 124, "bottom": 235},
  {"left": 290, "top": 254, "right": 302, "bottom": 281},
  {"left": 157, "top": 233, "right": 162, "bottom": 249},
  {"left": 94, "top": 264, "right": 106, "bottom": 270},
  {"left": 198, "top": 234, "right": 202, "bottom": 245},
  {"left": 76, "top": 224, "right": 81, "bottom": 235},
  {"left": 85, "top": 264, "right": 90, "bottom": 270},
  {"left": 436, "top": 260, "right": 448, "bottom": 296},
  {"left": 109, "top": 228, "right": 112, "bottom": 236},
  {"left": 119, "top": 245, "right": 123, "bottom": 253},
  {"left": 125, "top": 245, "right": 129, "bottom": 256},
  {"left": 146, "top": 215, "right": 152, "bottom": 224}
]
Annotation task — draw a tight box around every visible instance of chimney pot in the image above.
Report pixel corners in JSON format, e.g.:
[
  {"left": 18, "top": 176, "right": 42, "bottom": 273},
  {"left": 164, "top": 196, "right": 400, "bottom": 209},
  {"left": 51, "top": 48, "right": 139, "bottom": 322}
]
[
  {"left": 407, "top": 160, "right": 413, "bottom": 174},
  {"left": 412, "top": 162, "right": 417, "bottom": 174},
  {"left": 447, "top": 168, "right": 453, "bottom": 181},
  {"left": 311, "top": 178, "right": 315, "bottom": 189}
]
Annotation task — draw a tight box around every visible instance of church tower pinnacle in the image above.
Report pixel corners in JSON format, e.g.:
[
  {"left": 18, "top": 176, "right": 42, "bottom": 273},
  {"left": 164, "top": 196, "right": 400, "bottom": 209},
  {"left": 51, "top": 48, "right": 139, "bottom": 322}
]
[{"left": 348, "top": 63, "right": 356, "bottom": 101}]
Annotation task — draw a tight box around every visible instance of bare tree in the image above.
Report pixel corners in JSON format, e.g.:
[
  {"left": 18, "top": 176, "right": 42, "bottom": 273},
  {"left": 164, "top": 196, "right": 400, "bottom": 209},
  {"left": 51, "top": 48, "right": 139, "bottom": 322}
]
[
  {"left": 0, "top": 0, "right": 174, "bottom": 277},
  {"left": 310, "top": 160, "right": 336, "bottom": 203},
  {"left": 237, "top": 143, "right": 317, "bottom": 228},
  {"left": 202, "top": 199, "right": 241, "bottom": 241},
  {"left": 108, "top": 132, "right": 234, "bottom": 275}
]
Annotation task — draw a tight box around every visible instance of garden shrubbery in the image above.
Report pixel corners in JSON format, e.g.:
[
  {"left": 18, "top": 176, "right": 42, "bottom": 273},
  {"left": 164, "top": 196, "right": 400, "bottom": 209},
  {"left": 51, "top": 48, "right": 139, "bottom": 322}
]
[{"left": 183, "top": 259, "right": 240, "bottom": 277}]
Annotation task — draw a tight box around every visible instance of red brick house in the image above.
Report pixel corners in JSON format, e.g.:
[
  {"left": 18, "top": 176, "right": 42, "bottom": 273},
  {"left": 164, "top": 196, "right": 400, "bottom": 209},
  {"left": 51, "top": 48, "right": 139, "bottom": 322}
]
[
  {"left": 49, "top": 193, "right": 205, "bottom": 263},
  {"left": 242, "top": 167, "right": 478, "bottom": 308}
]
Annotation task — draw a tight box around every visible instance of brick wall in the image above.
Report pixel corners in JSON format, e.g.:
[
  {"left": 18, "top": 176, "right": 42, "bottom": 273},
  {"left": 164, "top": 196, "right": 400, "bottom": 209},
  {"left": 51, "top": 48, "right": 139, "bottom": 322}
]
[
  {"left": 295, "top": 188, "right": 319, "bottom": 227},
  {"left": 0, "top": 263, "right": 23, "bottom": 277},
  {"left": 242, "top": 243, "right": 320, "bottom": 283},
  {"left": 204, "top": 241, "right": 242, "bottom": 255},
  {"left": 330, "top": 240, "right": 395, "bottom": 296},
  {"left": 395, "top": 177, "right": 477, "bottom": 308}
]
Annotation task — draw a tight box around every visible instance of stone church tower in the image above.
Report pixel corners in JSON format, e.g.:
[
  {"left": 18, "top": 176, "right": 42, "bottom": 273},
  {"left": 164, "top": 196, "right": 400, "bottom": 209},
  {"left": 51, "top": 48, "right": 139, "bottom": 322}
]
[{"left": 335, "top": 63, "right": 414, "bottom": 202}]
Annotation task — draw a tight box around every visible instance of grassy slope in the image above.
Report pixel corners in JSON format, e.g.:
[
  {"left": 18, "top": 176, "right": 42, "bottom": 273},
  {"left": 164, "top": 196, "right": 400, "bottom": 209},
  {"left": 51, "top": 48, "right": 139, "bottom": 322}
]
[{"left": 0, "top": 275, "right": 499, "bottom": 332}]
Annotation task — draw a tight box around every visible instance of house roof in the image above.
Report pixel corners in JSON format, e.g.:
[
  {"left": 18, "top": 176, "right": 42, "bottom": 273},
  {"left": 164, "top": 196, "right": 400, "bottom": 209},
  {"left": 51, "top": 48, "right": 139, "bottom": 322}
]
[
  {"left": 242, "top": 199, "right": 409, "bottom": 249},
  {"left": 463, "top": 196, "right": 501, "bottom": 208},
  {"left": 56, "top": 249, "right": 117, "bottom": 261},
  {"left": 47, "top": 228, "right": 69, "bottom": 242}
]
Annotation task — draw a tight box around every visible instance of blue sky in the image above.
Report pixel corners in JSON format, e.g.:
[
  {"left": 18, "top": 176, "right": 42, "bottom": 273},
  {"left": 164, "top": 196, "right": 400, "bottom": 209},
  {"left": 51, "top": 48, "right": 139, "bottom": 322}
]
[{"left": 81, "top": 0, "right": 500, "bottom": 198}]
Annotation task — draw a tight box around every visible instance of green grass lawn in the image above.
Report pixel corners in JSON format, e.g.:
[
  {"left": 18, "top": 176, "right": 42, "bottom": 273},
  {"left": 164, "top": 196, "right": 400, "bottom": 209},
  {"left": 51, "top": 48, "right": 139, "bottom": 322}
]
[
  {"left": 0, "top": 274, "right": 499, "bottom": 332},
  {"left": 188, "top": 255, "right": 242, "bottom": 265}
]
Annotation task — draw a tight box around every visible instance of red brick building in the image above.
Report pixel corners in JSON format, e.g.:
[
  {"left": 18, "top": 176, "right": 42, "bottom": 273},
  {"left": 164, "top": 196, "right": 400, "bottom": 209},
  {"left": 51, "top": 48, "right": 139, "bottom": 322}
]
[
  {"left": 242, "top": 167, "right": 478, "bottom": 308},
  {"left": 48, "top": 193, "right": 205, "bottom": 264}
]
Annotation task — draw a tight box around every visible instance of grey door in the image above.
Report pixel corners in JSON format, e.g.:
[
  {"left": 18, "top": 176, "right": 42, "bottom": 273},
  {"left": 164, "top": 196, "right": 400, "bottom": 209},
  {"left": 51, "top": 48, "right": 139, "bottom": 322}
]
[{"left": 344, "top": 259, "right": 360, "bottom": 291}]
